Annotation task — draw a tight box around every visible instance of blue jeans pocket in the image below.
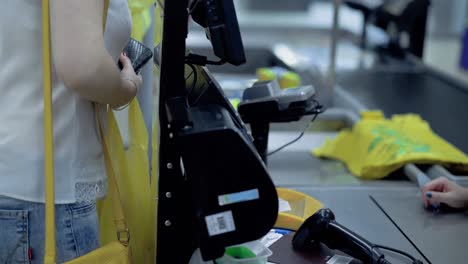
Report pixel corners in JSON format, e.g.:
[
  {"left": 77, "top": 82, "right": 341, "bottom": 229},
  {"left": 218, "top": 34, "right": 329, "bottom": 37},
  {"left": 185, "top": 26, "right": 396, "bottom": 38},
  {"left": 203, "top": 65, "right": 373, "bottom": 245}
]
[
  {"left": 68, "top": 202, "right": 100, "bottom": 258},
  {"left": 0, "top": 209, "right": 29, "bottom": 264}
]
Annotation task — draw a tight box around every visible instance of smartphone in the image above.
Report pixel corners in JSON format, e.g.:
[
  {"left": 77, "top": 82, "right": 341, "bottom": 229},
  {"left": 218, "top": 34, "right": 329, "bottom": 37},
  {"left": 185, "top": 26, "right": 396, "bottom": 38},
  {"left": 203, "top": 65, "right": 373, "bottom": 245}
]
[{"left": 118, "top": 38, "right": 153, "bottom": 74}]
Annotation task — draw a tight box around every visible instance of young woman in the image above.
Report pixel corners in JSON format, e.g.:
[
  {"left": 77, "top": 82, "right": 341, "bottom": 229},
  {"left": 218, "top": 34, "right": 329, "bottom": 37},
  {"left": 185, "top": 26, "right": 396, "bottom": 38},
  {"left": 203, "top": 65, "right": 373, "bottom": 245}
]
[{"left": 0, "top": 0, "right": 142, "bottom": 262}]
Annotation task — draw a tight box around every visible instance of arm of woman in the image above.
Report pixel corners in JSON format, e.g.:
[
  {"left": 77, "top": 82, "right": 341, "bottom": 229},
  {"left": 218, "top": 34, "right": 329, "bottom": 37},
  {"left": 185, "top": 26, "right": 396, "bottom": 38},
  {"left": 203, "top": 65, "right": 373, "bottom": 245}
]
[
  {"left": 422, "top": 177, "right": 468, "bottom": 209},
  {"left": 50, "top": 0, "right": 140, "bottom": 107}
]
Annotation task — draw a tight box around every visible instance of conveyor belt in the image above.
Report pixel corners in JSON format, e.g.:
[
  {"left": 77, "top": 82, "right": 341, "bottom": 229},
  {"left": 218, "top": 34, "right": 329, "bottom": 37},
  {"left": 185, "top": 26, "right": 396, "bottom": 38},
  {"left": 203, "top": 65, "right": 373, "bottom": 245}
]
[{"left": 338, "top": 71, "right": 468, "bottom": 153}]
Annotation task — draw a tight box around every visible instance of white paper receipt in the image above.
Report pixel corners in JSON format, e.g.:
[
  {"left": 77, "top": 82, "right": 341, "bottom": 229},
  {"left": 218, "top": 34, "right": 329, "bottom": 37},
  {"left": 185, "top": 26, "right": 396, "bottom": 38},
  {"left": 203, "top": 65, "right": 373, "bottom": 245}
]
[
  {"left": 326, "top": 255, "right": 354, "bottom": 264},
  {"left": 205, "top": 211, "right": 236, "bottom": 236}
]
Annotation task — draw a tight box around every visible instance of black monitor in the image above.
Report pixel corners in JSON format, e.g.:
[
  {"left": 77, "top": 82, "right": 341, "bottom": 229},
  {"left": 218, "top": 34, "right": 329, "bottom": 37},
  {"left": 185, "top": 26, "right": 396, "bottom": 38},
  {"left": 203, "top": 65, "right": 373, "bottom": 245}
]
[{"left": 190, "top": 0, "right": 246, "bottom": 66}]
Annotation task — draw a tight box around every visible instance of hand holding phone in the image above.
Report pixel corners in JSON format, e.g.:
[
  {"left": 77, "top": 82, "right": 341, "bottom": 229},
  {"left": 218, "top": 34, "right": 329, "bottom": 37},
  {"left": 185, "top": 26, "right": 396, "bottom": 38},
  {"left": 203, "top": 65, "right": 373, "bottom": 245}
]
[
  {"left": 119, "top": 53, "right": 143, "bottom": 98},
  {"left": 118, "top": 38, "right": 153, "bottom": 74}
]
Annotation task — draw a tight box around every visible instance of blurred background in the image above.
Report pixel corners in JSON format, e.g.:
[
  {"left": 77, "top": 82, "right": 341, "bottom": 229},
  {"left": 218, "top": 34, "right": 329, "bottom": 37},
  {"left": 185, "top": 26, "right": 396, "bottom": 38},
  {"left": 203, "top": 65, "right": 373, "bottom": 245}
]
[{"left": 188, "top": 0, "right": 468, "bottom": 83}]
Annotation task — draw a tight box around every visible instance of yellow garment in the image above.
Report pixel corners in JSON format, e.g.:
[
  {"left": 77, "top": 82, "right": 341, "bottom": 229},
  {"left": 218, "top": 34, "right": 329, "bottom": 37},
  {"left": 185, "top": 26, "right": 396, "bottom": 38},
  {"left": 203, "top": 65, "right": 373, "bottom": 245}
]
[
  {"left": 128, "top": 0, "right": 154, "bottom": 42},
  {"left": 98, "top": 100, "right": 157, "bottom": 264},
  {"left": 314, "top": 111, "right": 468, "bottom": 179}
]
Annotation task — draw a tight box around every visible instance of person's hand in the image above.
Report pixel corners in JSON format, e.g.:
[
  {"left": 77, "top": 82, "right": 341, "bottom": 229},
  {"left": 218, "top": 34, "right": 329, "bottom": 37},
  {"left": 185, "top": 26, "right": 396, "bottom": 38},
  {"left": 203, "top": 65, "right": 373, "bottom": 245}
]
[
  {"left": 422, "top": 177, "right": 468, "bottom": 209},
  {"left": 119, "top": 52, "right": 143, "bottom": 100}
]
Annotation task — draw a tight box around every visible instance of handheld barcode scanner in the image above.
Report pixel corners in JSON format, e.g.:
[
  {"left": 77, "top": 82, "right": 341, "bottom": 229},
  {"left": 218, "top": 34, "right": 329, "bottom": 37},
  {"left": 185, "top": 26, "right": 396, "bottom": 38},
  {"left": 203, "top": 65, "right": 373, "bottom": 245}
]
[{"left": 293, "top": 208, "right": 424, "bottom": 264}]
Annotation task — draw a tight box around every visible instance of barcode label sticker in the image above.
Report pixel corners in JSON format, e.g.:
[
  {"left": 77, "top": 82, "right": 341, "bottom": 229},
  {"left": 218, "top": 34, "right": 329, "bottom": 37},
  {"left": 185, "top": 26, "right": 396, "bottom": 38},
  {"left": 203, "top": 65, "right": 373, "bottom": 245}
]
[{"left": 205, "top": 211, "right": 236, "bottom": 236}]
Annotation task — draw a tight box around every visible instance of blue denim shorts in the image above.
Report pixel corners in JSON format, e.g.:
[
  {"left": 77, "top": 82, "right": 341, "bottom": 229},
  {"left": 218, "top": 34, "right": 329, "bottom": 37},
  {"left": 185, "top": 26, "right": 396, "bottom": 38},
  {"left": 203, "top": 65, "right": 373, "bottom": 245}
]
[{"left": 0, "top": 196, "right": 100, "bottom": 264}]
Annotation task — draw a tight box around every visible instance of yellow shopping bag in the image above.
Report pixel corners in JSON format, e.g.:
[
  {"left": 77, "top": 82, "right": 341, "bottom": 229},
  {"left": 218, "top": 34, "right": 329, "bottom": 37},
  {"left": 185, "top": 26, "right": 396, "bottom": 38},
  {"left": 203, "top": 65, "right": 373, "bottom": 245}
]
[
  {"left": 97, "top": 2, "right": 158, "bottom": 262},
  {"left": 98, "top": 100, "right": 157, "bottom": 263},
  {"left": 314, "top": 111, "right": 468, "bottom": 179}
]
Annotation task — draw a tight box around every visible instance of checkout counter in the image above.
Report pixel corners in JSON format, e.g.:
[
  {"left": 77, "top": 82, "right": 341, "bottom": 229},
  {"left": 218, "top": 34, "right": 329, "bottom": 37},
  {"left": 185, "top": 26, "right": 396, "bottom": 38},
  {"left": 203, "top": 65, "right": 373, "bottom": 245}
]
[
  {"left": 156, "top": 0, "right": 468, "bottom": 263},
  {"left": 267, "top": 5, "right": 468, "bottom": 263}
]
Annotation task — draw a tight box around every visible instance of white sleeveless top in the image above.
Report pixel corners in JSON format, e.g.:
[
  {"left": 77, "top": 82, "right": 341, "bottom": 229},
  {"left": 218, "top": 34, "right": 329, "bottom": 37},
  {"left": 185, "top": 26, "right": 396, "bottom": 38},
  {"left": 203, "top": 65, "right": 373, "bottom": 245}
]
[{"left": 0, "top": 0, "right": 132, "bottom": 203}]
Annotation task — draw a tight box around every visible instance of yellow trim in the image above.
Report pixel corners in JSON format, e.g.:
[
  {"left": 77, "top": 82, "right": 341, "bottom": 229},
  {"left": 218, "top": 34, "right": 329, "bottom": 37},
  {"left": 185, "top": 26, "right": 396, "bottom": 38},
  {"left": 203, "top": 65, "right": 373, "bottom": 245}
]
[{"left": 274, "top": 188, "right": 323, "bottom": 231}]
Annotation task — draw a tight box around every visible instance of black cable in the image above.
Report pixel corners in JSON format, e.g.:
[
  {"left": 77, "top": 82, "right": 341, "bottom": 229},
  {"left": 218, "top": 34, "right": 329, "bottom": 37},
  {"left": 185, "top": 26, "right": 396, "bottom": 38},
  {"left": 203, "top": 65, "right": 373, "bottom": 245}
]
[
  {"left": 190, "top": 83, "right": 209, "bottom": 106},
  {"left": 185, "top": 53, "right": 226, "bottom": 66},
  {"left": 267, "top": 112, "right": 319, "bottom": 156},
  {"left": 184, "top": 61, "right": 211, "bottom": 106},
  {"left": 186, "top": 63, "right": 198, "bottom": 95},
  {"left": 267, "top": 129, "right": 306, "bottom": 157},
  {"left": 185, "top": 68, "right": 194, "bottom": 84},
  {"left": 205, "top": 58, "right": 226, "bottom": 65},
  {"left": 185, "top": 70, "right": 194, "bottom": 81},
  {"left": 370, "top": 196, "right": 431, "bottom": 264},
  {"left": 373, "top": 244, "right": 423, "bottom": 264},
  {"left": 311, "top": 99, "right": 325, "bottom": 114}
]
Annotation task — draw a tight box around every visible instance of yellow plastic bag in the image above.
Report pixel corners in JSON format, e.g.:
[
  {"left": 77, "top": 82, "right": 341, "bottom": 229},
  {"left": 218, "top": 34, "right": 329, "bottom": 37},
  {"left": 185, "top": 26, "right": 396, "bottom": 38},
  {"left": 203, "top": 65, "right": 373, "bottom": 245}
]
[
  {"left": 313, "top": 111, "right": 468, "bottom": 179},
  {"left": 97, "top": 2, "right": 158, "bottom": 261},
  {"left": 98, "top": 100, "right": 157, "bottom": 263}
]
